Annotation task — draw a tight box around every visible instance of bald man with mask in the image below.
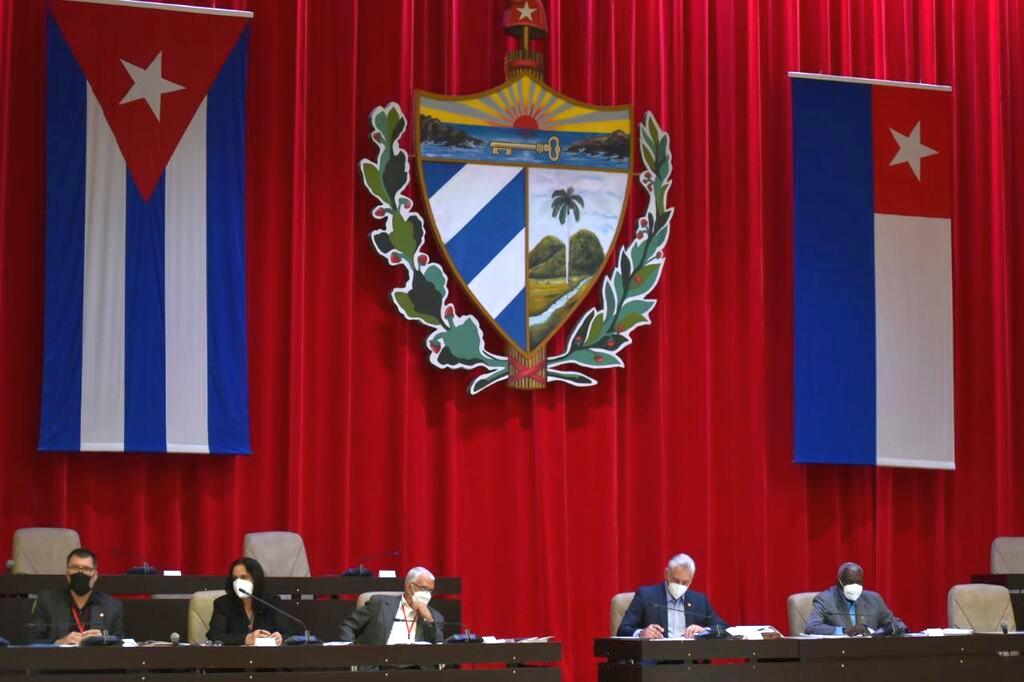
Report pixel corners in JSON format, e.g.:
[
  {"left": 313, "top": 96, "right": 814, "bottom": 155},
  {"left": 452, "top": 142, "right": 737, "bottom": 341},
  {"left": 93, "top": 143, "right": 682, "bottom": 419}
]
[{"left": 805, "top": 562, "right": 907, "bottom": 636}]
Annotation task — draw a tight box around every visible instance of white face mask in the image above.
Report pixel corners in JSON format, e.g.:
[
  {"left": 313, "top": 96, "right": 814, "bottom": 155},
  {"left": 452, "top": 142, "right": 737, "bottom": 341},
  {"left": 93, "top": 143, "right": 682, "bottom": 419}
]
[
  {"left": 842, "top": 582, "right": 863, "bottom": 602},
  {"left": 233, "top": 578, "right": 254, "bottom": 599},
  {"left": 666, "top": 582, "right": 688, "bottom": 600},
  {"left": 411, "top": 590, "right": 432, "bottom": 606}
]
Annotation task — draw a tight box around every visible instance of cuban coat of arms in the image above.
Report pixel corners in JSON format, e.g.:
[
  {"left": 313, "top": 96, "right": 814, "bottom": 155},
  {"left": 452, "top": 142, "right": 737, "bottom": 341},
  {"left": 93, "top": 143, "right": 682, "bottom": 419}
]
[{"left": 361, "top": 0, "right": 674, "bottom": 394}]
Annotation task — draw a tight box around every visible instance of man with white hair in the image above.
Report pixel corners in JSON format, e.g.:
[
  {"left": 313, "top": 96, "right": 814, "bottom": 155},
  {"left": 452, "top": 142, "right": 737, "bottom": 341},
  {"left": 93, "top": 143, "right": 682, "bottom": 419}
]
[
  {"left": 340, "top": 566, "right": 445, "bottom": 644},
  {"left": 617, "top": 553, "right": 727, "bottom": 638}
]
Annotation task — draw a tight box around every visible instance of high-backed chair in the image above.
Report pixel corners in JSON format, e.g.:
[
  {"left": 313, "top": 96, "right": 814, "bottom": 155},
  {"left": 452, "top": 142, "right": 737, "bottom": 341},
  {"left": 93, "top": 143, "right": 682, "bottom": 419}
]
[
  {"left": 610, "top": 592, "right": 635, "bottom": 636},
  {"left": 242, "top": 532, "right": 310, "bottom": 577},
  {"left": 356, "top": 591, "right": 403, "bottom": 610},
  {"left": 991, "top": 537, "right": 1024, "bottom": 574},
  {"left": 947, "top": 584, "right": 1016, "bottom": 632},
  {"left": 188, "top": 590, "right": 226, "bottom": 644},
  {"left": 11, "top": 528, "right": 81, "bottom": 574},
  {"left": 787, "top": 592, "right": 817, "bottom": 636}
]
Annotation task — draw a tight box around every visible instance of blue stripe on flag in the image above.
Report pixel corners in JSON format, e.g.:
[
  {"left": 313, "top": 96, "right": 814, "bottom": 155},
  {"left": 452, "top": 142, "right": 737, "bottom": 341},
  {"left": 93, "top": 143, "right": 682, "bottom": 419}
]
[
  {"left": 421, "top": 161, "right": 464, "bottom": 194},
  {"left": 444, "top": 170, "right": 524, "bottom": 283},
  {"left": 124, "top": 174, "right": 167, "bottom": 452},
  {"left": 495, "top": 288, "right": 526, "bottom": 349},
  {"left": 206, "top": 28, "right": 251, "bottom": 454},
  {"left": 40, "top": 13, "right": 86, "bottom": 451},
  {"left": 792, "top": 78, "right": 877, "bottom": 465}
]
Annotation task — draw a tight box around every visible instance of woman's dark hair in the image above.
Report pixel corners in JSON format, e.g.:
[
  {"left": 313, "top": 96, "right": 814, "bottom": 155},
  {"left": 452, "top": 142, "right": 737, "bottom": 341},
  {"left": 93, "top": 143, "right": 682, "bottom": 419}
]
[{"left": 225, "top": 557, "right": 268, "bottom": 609}]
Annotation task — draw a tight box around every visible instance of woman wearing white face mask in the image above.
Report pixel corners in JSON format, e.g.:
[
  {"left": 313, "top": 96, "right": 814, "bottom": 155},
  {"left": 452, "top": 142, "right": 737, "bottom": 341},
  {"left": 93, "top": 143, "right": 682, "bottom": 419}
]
[{"left": 206, "top": 558, "right": 294, "bottom": 645}]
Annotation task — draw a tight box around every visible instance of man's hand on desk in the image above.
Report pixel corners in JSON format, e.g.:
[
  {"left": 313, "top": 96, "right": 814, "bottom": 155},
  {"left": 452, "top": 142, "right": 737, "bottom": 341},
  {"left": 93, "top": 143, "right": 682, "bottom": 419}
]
[
  {"left": 683, "top": 624, "right": 706, "bottom": 638},
  {"left": 56, "top": 629, "right": 102, "bottom": 646},
  {"left": 844, "top": 624, "right": 871, "bottom": 637},
  {"left": 639, "top": 624, "right": 664, "bottom": 639}
]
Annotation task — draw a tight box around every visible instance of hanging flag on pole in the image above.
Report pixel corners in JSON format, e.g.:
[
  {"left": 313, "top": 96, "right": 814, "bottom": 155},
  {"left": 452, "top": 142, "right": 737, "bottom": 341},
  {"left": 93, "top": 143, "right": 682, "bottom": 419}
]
[
  {"left": 40, "top": 0, "right": 253, "bottom": 454},
  {"left": 790, "top": 73, "right": 954, "bottom": 469}
]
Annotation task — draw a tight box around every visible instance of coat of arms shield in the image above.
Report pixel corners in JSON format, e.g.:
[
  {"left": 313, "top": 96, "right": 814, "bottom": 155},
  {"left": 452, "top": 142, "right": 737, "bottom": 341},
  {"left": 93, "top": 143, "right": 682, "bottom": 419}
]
[{"left": 415, "top": 76, "right": 632, "bottom": 374}]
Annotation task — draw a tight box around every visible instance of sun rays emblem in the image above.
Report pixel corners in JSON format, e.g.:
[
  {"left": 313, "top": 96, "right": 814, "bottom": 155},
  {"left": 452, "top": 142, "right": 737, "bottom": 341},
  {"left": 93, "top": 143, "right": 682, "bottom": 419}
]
[{"left": 360, "top": 0, "right": 675, "bottom": 393}]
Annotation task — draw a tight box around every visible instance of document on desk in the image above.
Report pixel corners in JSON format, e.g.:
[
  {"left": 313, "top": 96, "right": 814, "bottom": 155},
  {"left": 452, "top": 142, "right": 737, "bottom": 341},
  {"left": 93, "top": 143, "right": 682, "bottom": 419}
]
[
  {"left": 323, "top": 641, "right": 354, "bottom": 646},
  {"left": 726, "top": 626, "right": 782, "bottom": 640},
  {"left": 518, "top": 636, "right": 554, "bottom": 643},
  {"left": 924, "top": 628, "right": 973, "bottom": 636}
]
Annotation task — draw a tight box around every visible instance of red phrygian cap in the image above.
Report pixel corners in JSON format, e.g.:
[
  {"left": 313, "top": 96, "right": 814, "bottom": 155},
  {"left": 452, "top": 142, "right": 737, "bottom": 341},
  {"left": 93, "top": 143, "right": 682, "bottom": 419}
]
[{"left": 503, "top": 0, "right": 548, "bottom": 40}]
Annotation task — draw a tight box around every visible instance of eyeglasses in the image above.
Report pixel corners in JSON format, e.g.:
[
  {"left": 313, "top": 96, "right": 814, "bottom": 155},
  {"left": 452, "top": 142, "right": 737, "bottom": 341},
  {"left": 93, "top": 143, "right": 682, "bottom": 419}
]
[
  {"left": 410, "top": 584, "right": 433, "bottom": 593},
  {"left": 67, "top": 566, "right": 96, "bottom": 576}
]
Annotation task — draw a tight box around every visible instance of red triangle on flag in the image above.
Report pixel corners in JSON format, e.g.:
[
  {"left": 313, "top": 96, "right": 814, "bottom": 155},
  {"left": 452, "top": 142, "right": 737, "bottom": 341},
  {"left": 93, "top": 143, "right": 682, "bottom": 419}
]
[{"left": 51, "top": 0, "right": 250, "bottom": 200}]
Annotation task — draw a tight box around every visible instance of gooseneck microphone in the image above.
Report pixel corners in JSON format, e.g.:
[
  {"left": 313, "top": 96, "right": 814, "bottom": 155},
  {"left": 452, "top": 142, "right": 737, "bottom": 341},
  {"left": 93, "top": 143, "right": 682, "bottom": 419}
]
[
  {"left": 237, "top": 587, "right": 321, "bottom": 645},
  {"left": 813, "top": 609, "right": 907, "bottom": 637},
  {"left": 630, "top": 597, "right": 733, "bottom": 639},
  {"left": 343, "top": 550, "right": 401, "bottom": 577}
]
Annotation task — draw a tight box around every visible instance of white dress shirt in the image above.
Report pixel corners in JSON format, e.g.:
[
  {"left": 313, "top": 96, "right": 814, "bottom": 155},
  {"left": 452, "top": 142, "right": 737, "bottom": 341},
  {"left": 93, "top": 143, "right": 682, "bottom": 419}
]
[{"left": 386, "top": 597, "right": 417, "bottom": 645}]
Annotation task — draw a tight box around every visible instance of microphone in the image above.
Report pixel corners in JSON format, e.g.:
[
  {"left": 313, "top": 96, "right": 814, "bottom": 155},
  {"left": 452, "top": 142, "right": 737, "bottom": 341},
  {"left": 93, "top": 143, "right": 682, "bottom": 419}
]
[
  {"left": 237, "top": 586, "right": 321, "bottom": 645},
  {"left": 80, "top": 629, "right": 121, "bottom": 646},
  {"left": 343, "top": 550, "right": 400, "bottom": 577},
  {"left": 170, "top": 632, "right": 181, "bottom": 645},
  {"left": 813, "top": 609, "right": 907, "bottom": 636},
  {"left": 24, "top": 619, "right": 121, "bottom": 645},
  {"left": 1001, "top": 621, "right": 1009, "bottom": 635},
  {"left": 0, "top": 636, "right": 9, "bottom": 647},
  {"left": 628, "top": 596, "right": 733, "bottom": 638},
  {"left": 111, "top": 548, "right": 159, "bottom": 575}
]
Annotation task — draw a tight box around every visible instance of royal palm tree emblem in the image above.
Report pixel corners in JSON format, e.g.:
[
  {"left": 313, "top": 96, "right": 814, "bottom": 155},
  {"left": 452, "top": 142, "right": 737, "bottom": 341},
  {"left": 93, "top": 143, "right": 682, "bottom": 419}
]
[{"left": 550, "top": 186, "right": 584, "bottom": 283}]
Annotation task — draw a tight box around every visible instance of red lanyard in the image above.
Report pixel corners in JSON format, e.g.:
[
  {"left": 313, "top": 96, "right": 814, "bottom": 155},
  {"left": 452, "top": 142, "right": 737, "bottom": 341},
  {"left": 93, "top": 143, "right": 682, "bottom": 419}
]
[
  {"left": 70, "top": 606, "right": 86, "bottom": 633},
  {"left": 401, "top": 603, "right": 417, "bottom": 639}
]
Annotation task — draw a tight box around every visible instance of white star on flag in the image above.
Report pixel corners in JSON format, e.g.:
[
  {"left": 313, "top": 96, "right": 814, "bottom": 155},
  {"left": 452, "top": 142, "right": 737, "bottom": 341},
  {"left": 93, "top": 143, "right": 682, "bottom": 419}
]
[
  {"left": 889, "top": 121, "right": 938, "bottom": 181},
  {"left": 517, "top": 2, "right": 537, "bottom": 20},
  {"left": 119, "top": 52, "right": 185, "bottom": 121}
]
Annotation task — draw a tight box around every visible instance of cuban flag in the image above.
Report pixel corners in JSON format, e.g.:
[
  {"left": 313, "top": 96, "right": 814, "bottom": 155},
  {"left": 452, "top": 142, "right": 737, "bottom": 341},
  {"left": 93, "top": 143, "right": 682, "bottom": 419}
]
[
  {"left": 790, "top": 73, "right": 954, "bottom": 469},
  {"left": 40, "top": 0, "right": 252, "bottom": 454}
]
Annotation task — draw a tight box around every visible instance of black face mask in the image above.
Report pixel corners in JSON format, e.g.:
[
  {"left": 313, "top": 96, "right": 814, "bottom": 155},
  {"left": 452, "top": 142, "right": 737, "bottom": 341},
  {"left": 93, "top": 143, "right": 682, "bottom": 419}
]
[{"left": 69, "top": 572, "right": 93, "bottom": 596}]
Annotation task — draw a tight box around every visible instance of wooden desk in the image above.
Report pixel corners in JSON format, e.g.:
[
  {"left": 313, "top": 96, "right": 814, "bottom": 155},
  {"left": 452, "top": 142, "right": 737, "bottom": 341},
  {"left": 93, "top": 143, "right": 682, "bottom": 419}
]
[
  {"left": 595, "top": 634, "right": 1024, "bottom": 681},
  {"left": 0, "top": 641, "right": 561, "bottom": 681}
]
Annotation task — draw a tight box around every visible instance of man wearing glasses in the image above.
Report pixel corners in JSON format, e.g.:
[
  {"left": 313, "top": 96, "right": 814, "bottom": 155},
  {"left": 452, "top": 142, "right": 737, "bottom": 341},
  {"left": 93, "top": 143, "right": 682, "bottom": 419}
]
[
  {"left": 339, "top": 566, "right": 444, "bottom": 644},
  {"left": 27, "top": 548, "right": 126, "bottom": 644}
]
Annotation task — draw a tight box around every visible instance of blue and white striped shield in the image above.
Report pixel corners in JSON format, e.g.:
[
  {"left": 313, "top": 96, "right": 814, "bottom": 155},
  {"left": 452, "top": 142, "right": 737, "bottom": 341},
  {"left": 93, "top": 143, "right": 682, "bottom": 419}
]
[{"left": 415, "top": 75, "right": 632, "bottom": 354}]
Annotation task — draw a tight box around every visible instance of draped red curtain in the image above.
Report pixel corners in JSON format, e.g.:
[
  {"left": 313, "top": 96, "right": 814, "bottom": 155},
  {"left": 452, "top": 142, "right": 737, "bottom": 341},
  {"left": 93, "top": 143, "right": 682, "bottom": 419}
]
[{"left": 2, "top": 0, "right": 1023, "bottom": 678}]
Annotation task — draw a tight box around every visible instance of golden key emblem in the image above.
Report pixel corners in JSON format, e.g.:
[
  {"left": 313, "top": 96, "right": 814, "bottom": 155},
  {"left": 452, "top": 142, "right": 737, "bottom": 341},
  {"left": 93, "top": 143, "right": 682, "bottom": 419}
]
[{"left": 490, "top": 135, "right": 561, "bottom": 162}]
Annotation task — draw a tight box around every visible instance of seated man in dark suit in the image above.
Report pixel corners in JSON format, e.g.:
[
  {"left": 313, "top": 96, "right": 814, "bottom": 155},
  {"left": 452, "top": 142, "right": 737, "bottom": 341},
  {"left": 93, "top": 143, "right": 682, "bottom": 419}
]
[
  {"left": 805, "top": 562, "right": 908, "bottom": 636},
  {"left": 617, "top": 553, "right": 728, "bottom": 638},
  {"left": 340, "top": 566, "right": 444, "bottom": 644},
  {"left": 27, "top": 548, "right": 126, "bottom": 644}
]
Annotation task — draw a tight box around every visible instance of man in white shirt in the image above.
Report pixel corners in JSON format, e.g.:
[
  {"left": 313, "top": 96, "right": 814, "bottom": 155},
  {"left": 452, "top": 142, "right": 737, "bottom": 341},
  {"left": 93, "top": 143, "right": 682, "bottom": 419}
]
[{"left": 340, "top": 567, "right": 445, "bottom": 644}]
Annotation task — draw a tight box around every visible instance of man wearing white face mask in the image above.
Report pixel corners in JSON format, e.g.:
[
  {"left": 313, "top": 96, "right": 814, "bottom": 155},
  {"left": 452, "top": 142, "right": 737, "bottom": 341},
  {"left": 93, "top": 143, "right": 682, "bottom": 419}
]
[
  {"left": 805, "top": 562, "right": 907, "bottom": 636},
  {"left": 617, "top": 553, "right": 727, "bottom": 638},
  {"left": 340, "top": 566, "right": 444, "bottom": 644}
]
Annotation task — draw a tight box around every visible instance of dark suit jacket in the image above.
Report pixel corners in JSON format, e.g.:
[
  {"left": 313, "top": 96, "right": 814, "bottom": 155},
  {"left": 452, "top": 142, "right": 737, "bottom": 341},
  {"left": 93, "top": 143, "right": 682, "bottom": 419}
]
[
  {"left": 207, "top": 593, "right": 297, "bottom": 645},
  {"left": 27, "top": 588, "right": 126, "bottom": 643},
  {"left": 617, "top": 583, "right": 727, "bottom": 637},
  {"left": 805, "top": 585, "right": 907, "bottom": 635},
  {"left": 340, "top": 595, "right": 444, "bottom": 644}
]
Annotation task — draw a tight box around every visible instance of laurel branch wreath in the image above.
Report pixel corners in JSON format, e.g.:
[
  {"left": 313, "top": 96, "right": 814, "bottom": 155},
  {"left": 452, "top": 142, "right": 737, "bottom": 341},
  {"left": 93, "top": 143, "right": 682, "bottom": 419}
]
[{"left": 360, "top": 104, "right": 673, "bottom": 394}]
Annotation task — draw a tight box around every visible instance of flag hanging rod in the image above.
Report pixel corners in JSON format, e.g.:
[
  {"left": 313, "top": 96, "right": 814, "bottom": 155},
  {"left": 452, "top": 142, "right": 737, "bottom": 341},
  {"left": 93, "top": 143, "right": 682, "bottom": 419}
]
[
  {"left": 65, "top": 0, "right": 253, "bottom": 19},
  {"left": 788, "top": 71, "right": 951, "bottom": 92}
]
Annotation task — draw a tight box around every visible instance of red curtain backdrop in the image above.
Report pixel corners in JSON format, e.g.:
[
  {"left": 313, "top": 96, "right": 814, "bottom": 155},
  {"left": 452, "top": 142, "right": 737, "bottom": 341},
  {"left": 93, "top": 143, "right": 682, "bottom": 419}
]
[{"left": 2, "top": 0, "right": 1023, "bottom": 678}]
